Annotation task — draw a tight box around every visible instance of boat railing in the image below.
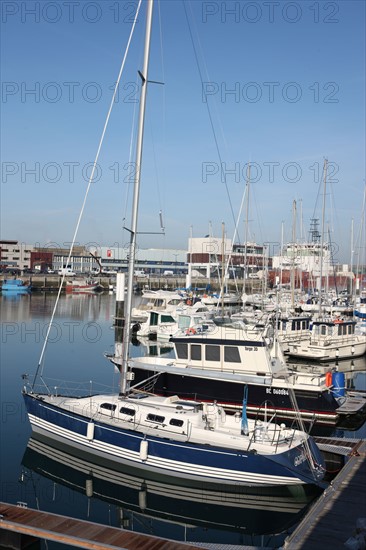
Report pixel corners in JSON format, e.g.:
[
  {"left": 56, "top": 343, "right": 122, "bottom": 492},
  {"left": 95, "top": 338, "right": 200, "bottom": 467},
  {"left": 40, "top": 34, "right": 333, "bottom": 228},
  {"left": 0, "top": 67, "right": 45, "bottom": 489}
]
[
  {"left": 246, "top": 401, "right": 298, "bottom": 451},
  {"left": 22, "top": 375, "right": 115, "bottom": 398}
]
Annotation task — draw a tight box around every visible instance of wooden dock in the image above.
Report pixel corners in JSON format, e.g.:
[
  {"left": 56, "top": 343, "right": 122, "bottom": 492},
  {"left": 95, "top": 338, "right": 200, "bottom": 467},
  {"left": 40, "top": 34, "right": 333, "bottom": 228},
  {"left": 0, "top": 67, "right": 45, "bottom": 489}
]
[
  {"left": 284, "top": 439, "right": 366, "bottom": 549},
  {"left": 0, "top": 502, "right": 202, "bottom": 550}
]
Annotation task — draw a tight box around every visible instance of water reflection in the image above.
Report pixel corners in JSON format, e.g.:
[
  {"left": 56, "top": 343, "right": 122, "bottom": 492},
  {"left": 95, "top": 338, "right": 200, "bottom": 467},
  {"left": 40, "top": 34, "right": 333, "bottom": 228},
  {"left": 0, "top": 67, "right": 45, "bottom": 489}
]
[
  {"left": 131, "top": 335, "right": 174, "bottom": 357},
  {"left": 21, "top": 435, "right": 322, "bottom": 547},
  {"left": 0, "top": 291, "right": 117, "bottom": 322}
]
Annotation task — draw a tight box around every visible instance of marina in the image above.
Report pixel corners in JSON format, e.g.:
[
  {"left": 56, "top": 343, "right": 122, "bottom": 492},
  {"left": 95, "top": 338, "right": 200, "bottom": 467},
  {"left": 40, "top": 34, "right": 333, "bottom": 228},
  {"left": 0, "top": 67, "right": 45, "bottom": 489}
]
[
  {"left": 18, "top": 1, "right": 328, "bottom": 504},
  {"left": 1, "top": 0, "right": 365, "bottom": 548},
  {"left": 1, "top": 291, "right": 365, "bottom": 549}
]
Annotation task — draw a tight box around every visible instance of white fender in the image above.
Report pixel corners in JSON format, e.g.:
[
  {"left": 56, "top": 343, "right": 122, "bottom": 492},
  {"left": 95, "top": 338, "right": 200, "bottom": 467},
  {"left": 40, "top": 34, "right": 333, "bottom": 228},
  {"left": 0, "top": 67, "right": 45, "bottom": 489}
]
[
  {"left": 85, "top": 478, "right": 93, "bottom": 498},
  {"left": 139, "top": 487, "right": 147, "bottom": 511},
  {"left": 86, "top": 422, "right": 95, "bottom": 441},
  {"left": 139, "top": 439, "right": 148, "bottom": 461}
]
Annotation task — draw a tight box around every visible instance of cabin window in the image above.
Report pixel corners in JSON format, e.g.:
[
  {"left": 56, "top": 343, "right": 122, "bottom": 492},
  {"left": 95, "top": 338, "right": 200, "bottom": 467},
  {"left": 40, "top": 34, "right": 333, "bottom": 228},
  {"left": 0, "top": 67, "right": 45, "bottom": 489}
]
[
  {"left": 337, "top": 325, "right": 349, "bottom": 336},
  {"left": 175, "top": 342, "right": 188, "bottom": 359},
  {"left": 302, "top": 321, "right": 308, "bottom": 329},
  {"left": 205, "top": 345, "right": 220, "bottom": 362},
  {"left": 161, "top": 314, "right": 175, "bottom": 323},
  {"left": 147, "top": 413, "right": 165, "bottom": 423},
  {"left": 100, "top": 403, "right": 116, "bottom": 411},
  {"left": 191, "top": 344, "right": 201, "bottom": 361},
  {"left": 170, "top": 418, "right": 184, "bottom": 427},
  {"left": 178, "top": 316, "right": 190, "bottom": 329},
  {"left": 150, "top": 311, "right": 159, "bottom": 326},
  {"left": 320, "top": 325, "right": 327, "bottom": 335},
  {"left": 224, "top": 346, "right": 241, "bottom": 363},
  {"left": 348, "top": 325, "right": 354, "bottom": 335},
  {"left": 120, "top": 407, "right": 136, "bottom": 416}
]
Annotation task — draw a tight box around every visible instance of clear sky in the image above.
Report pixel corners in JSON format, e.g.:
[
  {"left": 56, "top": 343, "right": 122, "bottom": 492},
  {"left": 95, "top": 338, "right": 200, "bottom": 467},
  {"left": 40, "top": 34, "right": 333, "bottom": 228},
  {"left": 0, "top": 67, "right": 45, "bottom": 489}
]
[{"left": 1, "top": 0, "right": 365, "bottom": 263}]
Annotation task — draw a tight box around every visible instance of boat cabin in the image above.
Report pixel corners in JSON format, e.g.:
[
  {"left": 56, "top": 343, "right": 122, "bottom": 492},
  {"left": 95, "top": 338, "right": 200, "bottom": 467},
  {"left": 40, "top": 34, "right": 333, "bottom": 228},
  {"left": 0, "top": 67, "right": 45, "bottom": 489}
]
[
  {"left": 310, "top": 319, "right": 356, "bottom": 343},
  {"left": 170, "top": 325, "right": 280, "bottom": 378}
]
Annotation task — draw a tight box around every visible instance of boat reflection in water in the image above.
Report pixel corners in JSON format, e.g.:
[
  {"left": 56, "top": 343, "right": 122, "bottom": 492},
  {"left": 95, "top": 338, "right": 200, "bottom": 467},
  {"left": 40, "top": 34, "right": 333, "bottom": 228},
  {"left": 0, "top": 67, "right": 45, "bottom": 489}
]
[
  {"left": 21, "top": 436, "right": 322, "bottom": 547},
  {"left": 131, "top": 335, "right": 174, "bottom": 357}
]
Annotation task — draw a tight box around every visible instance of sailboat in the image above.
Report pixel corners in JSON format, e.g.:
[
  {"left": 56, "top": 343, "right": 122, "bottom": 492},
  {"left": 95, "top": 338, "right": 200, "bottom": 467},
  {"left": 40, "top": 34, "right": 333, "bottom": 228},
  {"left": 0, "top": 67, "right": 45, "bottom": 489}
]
[
  {"left": 284, "top": 161, "right": 366, "bottom": 361},
  {"left": 22, "top": 0, "right": 326, "bottom": 489}
]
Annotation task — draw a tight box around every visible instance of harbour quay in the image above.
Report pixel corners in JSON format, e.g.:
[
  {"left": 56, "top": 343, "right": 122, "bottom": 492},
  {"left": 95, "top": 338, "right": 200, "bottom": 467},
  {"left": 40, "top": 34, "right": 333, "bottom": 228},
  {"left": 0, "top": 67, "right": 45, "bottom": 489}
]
[
  {"left": 0, "top": 272, "right": 262, "bottom": 294},
  {"left": 0, "top": 237, "right": 359, "bottom": 293}
]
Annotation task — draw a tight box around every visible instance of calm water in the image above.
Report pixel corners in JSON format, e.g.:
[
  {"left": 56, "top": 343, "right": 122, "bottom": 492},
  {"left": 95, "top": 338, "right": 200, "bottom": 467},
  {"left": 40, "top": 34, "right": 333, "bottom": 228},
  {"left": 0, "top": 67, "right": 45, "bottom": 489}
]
[{"left": 1, "top": 292, "right": 365, "bottom": 548}]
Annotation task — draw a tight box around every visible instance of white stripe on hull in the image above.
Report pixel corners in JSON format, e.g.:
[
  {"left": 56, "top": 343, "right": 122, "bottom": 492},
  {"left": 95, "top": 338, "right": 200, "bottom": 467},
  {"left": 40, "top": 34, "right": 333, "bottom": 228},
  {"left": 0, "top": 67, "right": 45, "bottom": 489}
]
[{"left": 28, "top": 414, "right": 303, "bottom": 486}]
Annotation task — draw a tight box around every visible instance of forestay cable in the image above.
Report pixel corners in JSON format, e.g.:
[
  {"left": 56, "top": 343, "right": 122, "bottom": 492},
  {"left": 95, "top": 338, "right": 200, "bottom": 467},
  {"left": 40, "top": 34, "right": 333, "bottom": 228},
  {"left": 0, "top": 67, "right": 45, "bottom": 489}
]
[{"left": 33, "top": 0, "right": 143, "bottom": 390}]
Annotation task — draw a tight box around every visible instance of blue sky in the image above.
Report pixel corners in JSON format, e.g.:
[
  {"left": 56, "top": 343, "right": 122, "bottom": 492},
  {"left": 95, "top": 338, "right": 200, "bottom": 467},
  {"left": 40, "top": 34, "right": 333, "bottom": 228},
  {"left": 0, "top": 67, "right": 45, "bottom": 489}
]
[{"left": 1, "top": 0, "right": 365, "bottom": 262}]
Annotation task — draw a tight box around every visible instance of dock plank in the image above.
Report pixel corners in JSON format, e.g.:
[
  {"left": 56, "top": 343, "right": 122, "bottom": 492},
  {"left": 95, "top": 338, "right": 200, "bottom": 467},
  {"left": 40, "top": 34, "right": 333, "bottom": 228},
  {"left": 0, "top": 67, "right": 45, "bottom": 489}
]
[
  {"left": 0, "top": 502, "right": 202, "bottom": 549},
  {"left": 284, "top": 440, "right": 366, "bottom": 549}
]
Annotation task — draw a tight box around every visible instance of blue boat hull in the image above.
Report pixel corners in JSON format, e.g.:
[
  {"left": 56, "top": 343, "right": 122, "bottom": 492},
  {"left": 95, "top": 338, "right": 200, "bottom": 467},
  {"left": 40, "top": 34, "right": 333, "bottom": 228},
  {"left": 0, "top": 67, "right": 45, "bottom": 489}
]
[
  {"left": 22, "top": 435, "right": 323, "bottom": 537},
  {"left": 2, "top": 279, "right": 31, "bottom": 292},
  {"left": 23, "top": 393, "right": 325, "bottom": 487}
]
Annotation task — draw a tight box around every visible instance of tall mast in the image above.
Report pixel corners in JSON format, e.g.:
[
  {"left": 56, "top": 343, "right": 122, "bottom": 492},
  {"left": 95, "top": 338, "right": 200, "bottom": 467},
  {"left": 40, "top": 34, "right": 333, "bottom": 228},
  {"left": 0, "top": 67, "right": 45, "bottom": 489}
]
[
  {"left": 280, "top": 220, "right": 284, "bottom": 288},
  {"left": 120, "top": 0, "right": 154, "bottom": 395},
  {"left": 243, "top": 163, "right": 250, "bottom": 286},
  {"left": 318, "top": 158, "right": 328, "bottom": 318},
  {"left": 291, "top": 200, "right": 296, "bottom": 309},
  {"left": 221, "top": 221, "right": 225, "bottom": 318}
]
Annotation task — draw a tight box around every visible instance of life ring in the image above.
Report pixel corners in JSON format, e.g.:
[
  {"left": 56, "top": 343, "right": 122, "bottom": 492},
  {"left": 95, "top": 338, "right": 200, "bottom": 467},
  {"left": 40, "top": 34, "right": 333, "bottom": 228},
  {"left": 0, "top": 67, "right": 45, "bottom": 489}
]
[
  {"left": 334, "top": 319, "right": 343, "bottom": 324},
  {"left": 186, "top": 300, "right": 192, "bottom": 306},
  {"left": 186, "top": 327, "right": 196, "bottom": 335}
]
